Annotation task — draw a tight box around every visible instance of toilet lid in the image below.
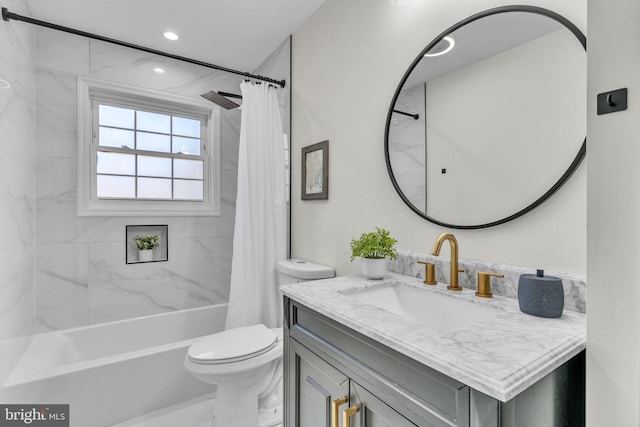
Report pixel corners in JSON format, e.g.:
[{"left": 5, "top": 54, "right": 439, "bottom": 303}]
[{"left": 187, "top": 324, "right": 278, "bottom": 364}]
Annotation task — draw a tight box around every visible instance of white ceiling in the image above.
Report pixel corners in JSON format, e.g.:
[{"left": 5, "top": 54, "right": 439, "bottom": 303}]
[{"left": 26, "top": 0, "right": 326, "bottom": 71}]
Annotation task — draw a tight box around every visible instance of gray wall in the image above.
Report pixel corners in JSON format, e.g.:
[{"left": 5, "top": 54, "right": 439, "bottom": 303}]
[{"left": 587, "top": 0, "right": 640, "bottom": 423}]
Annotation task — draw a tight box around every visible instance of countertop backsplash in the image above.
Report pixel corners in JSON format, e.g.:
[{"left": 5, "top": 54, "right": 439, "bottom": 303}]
[{"left": 388, "top": 250, "right": 586, "bottom": 314}]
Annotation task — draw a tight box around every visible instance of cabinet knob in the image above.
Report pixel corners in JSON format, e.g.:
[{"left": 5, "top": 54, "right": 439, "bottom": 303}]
[
  {"left": 343, "top": 404, "right": 361, "bottom": 427},
  {"left": 331, "top": 396, "right": 348, "bottom": 427}
]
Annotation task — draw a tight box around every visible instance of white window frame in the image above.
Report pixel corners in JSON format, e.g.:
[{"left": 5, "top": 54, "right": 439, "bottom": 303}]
[{"left": 77, "top": 76, "right": 220, "bottom": 216}]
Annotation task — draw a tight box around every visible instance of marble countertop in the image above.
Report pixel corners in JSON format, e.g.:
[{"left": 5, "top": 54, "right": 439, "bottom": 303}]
[{"left": 280, "top": 272, "right": 586, "bottom": 402}]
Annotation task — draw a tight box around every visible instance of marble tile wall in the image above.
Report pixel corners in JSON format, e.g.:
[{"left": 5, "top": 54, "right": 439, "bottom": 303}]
[
  {"left": 387, "top": 84, "right": 426, "bottom": 211},
  {"left": 0, "top": 0, "right": 35, "bottom": 384},
  {"left": 33, "top": 29, "right": 291, "bottom": 330},
  {"left": 389, "top": 250, "right": 586, "bottom": 313}
]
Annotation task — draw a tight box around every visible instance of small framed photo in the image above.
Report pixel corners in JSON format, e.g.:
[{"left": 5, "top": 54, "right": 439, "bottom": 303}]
[{"left": 301, "top": 140, "right": 329, "bottom": 200}]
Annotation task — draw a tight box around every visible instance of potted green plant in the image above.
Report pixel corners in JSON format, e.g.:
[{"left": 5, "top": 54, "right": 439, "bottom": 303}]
[
  {"left": 134, "top": 234, "right": 160, "bottom": 262},
  {"left": 350, "top": 227, "right": 398, "bottom": 279}
]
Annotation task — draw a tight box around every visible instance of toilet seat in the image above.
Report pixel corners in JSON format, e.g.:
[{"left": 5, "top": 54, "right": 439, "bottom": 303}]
[{"left": 187, "top": 324, "right": 277, "bottom": 365}]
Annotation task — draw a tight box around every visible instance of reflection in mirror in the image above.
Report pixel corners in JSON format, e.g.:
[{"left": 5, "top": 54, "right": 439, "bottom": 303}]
[{"left": 386, "top": 8, "right": 586, "bottom": 228}]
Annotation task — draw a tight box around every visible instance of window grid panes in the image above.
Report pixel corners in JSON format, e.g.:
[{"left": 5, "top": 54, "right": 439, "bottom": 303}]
[{"left": 96, "top": 103, "right": 205, "bottom": 201}]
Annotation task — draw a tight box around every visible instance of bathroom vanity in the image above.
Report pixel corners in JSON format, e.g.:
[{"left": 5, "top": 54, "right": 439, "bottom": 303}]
[{"left": 282, "top": 274, "right": 585, "bottom": 426}]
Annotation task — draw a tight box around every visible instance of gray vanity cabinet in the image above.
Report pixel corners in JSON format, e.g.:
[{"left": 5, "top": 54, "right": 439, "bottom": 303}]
[
  {"left": 284, "top": 297, "right": 470, "bottom": 427},
  {"left": 287, "top": 338, "right": 417, "bottom": 427},
  {"left": 284, "top": 297, "right": 585, "bottom": 427},
  {"left": 288, "top": 338, "right": 349, "bottom": 426}
]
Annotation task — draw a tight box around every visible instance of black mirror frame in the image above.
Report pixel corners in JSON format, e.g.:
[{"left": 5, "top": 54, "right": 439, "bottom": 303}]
[{"left": 384, "top": 5, "right": 586, "bottom": 230}]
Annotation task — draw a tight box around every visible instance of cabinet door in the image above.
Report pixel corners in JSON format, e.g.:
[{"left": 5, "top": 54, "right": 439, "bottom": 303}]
[
  {"left": 347, "top": 381, "right": 421, "bottom": 427},
  {"left": 288, "top": 338, "right": 349, "bottom": 427}
]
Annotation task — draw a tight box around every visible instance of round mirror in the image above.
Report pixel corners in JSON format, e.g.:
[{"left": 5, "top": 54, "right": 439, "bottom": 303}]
[{"left": 385, "top": 6, "right": 586, "bottom": 229}]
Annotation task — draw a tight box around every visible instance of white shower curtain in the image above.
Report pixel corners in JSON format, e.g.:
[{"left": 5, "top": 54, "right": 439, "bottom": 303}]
[{"left": 225, "top": 81, "right": 287, "bottom": 330}]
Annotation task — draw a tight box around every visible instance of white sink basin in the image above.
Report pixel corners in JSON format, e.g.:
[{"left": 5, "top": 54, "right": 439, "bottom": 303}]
[{"left": 346, "top": 282, "right": 501, "bottom": 333}]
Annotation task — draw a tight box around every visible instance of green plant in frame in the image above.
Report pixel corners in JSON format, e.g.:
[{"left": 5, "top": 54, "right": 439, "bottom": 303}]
[
  {"left": 134, "top": 235, "right": 160, "bottom": 250},
  {"left": 350, "top": 227, "right": 398, "bottom": 261}
]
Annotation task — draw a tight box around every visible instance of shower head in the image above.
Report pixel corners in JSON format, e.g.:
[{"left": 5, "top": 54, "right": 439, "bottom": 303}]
[{"left": 200, "top": 90, "right": 242, "bottom": 110}]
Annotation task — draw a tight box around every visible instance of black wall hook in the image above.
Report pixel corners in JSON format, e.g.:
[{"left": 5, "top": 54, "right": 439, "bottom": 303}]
[{"left": 597, "top": 88, "right": 627, "bottom": 115}]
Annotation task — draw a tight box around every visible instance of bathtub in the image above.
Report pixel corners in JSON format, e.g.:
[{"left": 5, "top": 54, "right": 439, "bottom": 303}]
[{"left": 0, "top": 304, "right": 227, "bottom": 427}]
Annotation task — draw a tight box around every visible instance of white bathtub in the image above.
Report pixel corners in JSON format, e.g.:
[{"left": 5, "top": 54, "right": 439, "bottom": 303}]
[{"left": 0, "top": 304, "right": 227, "bottom": 427}]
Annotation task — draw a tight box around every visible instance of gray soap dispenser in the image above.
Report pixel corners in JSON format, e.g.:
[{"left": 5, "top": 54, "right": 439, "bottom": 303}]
[{"left": 517, "top": 269, "right": 564, "bottom": 318}]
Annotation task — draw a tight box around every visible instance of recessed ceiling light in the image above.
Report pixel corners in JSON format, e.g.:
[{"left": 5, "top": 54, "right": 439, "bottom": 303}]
[
  {"left": 153, "top": 67, "right": 165, "bottom": 74},
  {"left": 162, "top": 30, "right": 180, "bottom": 41},
  {"left": 424, "top": 36, "right": 456, "bottom": 57},
  {"left": 0, "top": 79, "right": 11, "bottom": 89},
  {"left": 389, "top": 0, "right": 413, "bottom": 5}
]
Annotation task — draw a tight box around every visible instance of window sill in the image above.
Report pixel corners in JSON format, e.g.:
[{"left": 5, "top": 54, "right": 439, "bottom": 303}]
[{"left": 77, "top": 198, "right": 221, "bottom": 217}]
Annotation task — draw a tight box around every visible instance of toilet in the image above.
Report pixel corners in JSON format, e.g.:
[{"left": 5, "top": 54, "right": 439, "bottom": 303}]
[{"left": 184, "top": 258, "right": 334, "bottom": 427}]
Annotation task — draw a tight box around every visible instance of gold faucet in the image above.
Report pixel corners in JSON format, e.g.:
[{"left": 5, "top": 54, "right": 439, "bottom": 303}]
[{"left": 431, "top": 232, "right": 463, "bottom": 291}]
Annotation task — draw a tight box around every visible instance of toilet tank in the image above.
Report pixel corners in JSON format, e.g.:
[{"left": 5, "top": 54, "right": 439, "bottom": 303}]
[{"left": 277, "top": 259, "right": 335, "bottom": 285}]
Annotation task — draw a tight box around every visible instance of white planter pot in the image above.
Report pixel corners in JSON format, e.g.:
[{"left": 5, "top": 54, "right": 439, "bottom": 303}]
[
  {"left": 362, "top": 257, "right": 387, "bottom": 279},
  {"left": 138, "top": 249, "right": 154, "bottom": 262}
]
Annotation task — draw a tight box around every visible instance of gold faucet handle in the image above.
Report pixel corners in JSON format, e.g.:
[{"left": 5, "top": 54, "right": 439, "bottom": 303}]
[
  {"left": 417, "top": 261, "right": 437, "bottom": 285},
  {"left": 476, "top": 272, "right": 504, "bottom": 298}
]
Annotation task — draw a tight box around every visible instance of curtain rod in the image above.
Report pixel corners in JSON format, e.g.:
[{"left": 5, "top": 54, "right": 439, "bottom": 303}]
[{"left": 1, "top": 7, "right": 286, "bottom": 88}]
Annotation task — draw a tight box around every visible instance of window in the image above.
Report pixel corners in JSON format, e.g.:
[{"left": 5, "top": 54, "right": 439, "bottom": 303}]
[
  {"left": 77, "top": 77, "right": 220, "bottom": 216},
  {"left": 95, "top": 104, "right": 205, "bottom": 201}
]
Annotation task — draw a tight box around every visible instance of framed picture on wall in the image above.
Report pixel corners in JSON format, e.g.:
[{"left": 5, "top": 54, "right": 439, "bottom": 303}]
[{"left": 301, "top": 140, "right": 329, "bottom": 200}]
